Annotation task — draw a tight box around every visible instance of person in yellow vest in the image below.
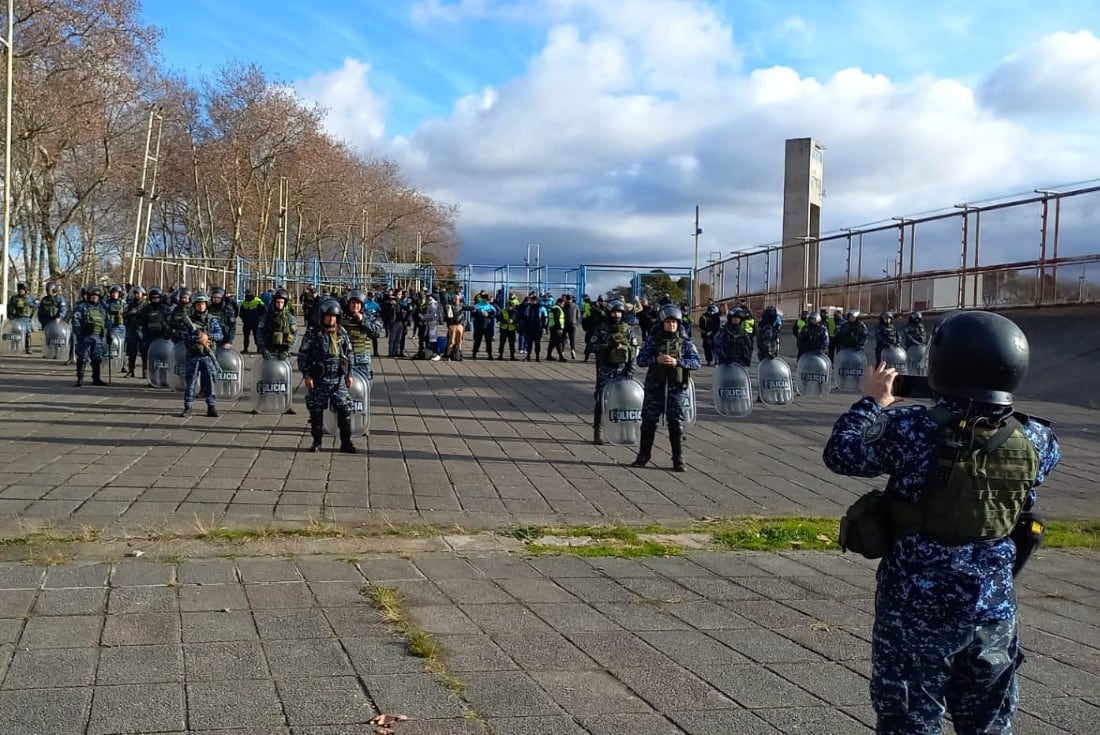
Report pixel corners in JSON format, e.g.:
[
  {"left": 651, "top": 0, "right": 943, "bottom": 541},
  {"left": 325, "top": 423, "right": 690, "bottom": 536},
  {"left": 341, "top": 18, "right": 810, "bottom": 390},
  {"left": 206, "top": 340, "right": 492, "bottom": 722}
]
[
  {"left": 497, "top": 295, "right": 520, "bottom": 360},
  {"left": 739, "top": 302, "right": 755, "bottom": 336},
  {"left": 823, "top": 308, "right": 838, "bottom": 360},
  {"left": 547, "top": 297, "right": 567, "bottom": 361}
]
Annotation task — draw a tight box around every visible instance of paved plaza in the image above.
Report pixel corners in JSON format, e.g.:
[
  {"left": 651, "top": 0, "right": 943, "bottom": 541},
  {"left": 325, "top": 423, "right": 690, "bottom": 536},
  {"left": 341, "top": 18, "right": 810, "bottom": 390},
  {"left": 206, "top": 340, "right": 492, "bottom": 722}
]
[{"left": 0, "top": 351, "right": 1097, "bottom": 733}]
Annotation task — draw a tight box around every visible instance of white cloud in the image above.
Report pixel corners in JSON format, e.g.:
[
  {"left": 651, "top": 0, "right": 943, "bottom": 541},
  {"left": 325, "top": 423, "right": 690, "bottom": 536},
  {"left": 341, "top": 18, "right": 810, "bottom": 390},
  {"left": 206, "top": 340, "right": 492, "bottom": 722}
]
[
  {"left": 977, "top": 30, "right": 1100, "bottom": 117},
  {"left": 294, "top": 58, "right": 387, "bottom": 149},
  {"left": 299, "top": 5, "right": 1100, "bottom": 276}
]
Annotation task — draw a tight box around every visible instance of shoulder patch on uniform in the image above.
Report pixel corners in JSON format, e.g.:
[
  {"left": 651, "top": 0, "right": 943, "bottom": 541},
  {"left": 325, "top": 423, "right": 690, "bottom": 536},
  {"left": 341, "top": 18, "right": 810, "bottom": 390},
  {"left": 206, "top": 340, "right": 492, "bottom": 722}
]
[{"left": 862, "top": 414, "right": 889, "bottom": 443}]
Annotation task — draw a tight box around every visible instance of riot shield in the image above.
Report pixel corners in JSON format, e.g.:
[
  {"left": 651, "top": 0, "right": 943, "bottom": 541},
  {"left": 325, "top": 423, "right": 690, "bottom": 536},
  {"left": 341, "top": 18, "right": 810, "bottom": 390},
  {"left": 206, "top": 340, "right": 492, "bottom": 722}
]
[
  {"left": 601, "top": 377, "right": 645, "bottom": 446},
  {"left": 214, "top": 347, "right": 244, "bottom": 400},
  {"left": 835, "top": 348, "right": 867, "bottom": 392},
  {"left": 795, "top": 353, "right": 832, "bottom": 398},
  {"left": 43, "top": 320, "right": 71, "bottom": 360},
  {"left": 1, "top": 318, "right": 29, "bottom": 352},
  {"left": 881, "top": 345, "right": 907, "bottom": 373},
  {"left": 107, "top": 332, "right": 125, "bottom": 374},
  {"left": 324, "top": 372, "right": 371, "bottom": 437},
  {"left": 167, "top": 341, "right": 188, "bottom": 392},
  {"left": 712, "top": 363, "right": 753, "bottom": 418},
  {"left": 758, "top": 357, "right": 794, "bottom": 406},
  {"left": 250, "top": 356, "right": 294, "bottom": 414},
  {"left": 681, "top": 377, "right": 697, "bottom": 428},
  {"left": 906, "top": 344, "right": 927, "bottom": 376},
  {"left": 147, "top": 338, "right": 173, "bottom": 388}
]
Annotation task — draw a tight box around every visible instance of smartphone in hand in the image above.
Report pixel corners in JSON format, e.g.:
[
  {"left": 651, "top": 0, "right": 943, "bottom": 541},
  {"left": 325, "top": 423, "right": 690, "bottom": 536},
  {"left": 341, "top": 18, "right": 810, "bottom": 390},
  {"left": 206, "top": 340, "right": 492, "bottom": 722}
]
[{"left": 892, "top": 374, "right": 933, "bottom": 399}]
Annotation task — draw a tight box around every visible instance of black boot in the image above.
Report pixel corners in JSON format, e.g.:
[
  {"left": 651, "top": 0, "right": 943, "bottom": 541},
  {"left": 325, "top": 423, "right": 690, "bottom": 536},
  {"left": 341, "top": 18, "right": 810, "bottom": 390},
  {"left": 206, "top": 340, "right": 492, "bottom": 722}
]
[
  {"left": 670, "top": 426, "right": 685, "bottom": 472},
  {"left": 91, "top": 362, "right": 107, "bottom": 386},
  {"left": 308, "top": 410, "right": 324, "bottom": 452},
  {"left": 337, "top": 413, "right": 357, "bottom": 454},
  {"left": 206, "top": 405, "right": 219, "bottom": 418},
  {"left": 74, "top": 361, "right": 85, "bottom": 388},
  {"left": 632, "top": 422, "right": 656, "bottom": 467},
  {"left": 593, "top": 402, "right": 606, "bottom": 446},
  {"left": 126, "top": 355, "right": 135, "bottom": 377}
]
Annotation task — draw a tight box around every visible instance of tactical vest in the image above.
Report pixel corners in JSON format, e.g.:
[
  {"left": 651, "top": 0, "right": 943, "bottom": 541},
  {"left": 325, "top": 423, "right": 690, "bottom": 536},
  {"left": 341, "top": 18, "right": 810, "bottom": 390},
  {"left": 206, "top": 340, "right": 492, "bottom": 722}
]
[
  {"left": 143, "top": 303, "right": 168, "bottom": 338},
  {"left": 890, "top": 407, "right": 1039, "bottom": 544},
  {"left": 649, "top": 331, "right": 684, "bottom": 383},
  {"left": 795, "top": 318, "right": 806, "bottom": 335},
  {"left": 80, "top": 305, "right": 106, "bottom": 338},
  {"left": 265, "top": 309, "right": 293, "bottom": 348},
  {"left": 340, "top": 313, "right": 372, "bottom": 354},
  {"left": 826, "top": 317, "right": 837, "bottom": 337},
  {"left": 186, "top": 312, "right": 215, "bottom": 357},
  {"left": 107, "top": 299, "right": 125, "bottom": 326},
  {"left": 602, "top": 322, "right": 634, "bottom": 365},
  {"left": 39, "top": 296, "right": 60, "bottom": 320}
]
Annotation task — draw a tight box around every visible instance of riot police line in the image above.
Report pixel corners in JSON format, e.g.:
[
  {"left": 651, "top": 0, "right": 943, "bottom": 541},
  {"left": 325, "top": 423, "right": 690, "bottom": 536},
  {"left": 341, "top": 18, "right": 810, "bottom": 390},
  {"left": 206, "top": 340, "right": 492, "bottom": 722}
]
[{"left": 2, "top": 283, "right": 375, "bottom": 450}]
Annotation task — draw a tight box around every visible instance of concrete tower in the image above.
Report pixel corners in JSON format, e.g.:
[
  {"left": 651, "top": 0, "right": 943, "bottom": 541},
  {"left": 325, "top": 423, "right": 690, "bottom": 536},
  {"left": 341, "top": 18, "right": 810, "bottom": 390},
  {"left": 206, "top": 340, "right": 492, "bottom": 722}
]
[{"left": 779, "top": 138, "right": 824, "bottom": 316}]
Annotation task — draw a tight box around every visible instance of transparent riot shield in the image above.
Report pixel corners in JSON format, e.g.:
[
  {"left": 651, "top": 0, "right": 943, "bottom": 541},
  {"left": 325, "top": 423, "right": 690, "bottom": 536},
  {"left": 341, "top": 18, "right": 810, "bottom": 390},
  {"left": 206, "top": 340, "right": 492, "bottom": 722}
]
[
  {"left": 147, "top": 338, "right": 173, "bottom": 388},
  {"left": 758, "top": 357, "right": 794, "bottom": 406},
  {"left": 214, "top": 347, "right": 244, "bottom": 400},
  {"left": 324, "top": 372, "right": 371, "bottom": 437},
  {"left": 601, "top": 377, "right": 645, "bottom": 446},
  {"left": 107, "top": 332, "right": 125, "bottom": 374},
  {"left": 1, "top": 318, "right": 29, "bottom": 352},
  {"left": 250, "top": 356, "right": 294, "bottom": 414},
  {"left": 713, "top": 363, "right": 753, "bottom": 418},
  {"left": 796, "top": 353, "right": 832, "bottom": 398},
  {"left": 881, "top": 345, "right": 907, "bottom": 373},
  {"left": 43, "top": 320, "right": 71, "bottom": 360},
  {"left": 835, "top": 348, "right": 867, "bottom": 392},
  {"left": 167, "top": 341, "right": 188, "bottom": 392},
  {"left": 661, "top": 377, "right": 697, "bottom": 428},
  {"left": 906, "top": 344, "right": 928, "bottom": 376}
]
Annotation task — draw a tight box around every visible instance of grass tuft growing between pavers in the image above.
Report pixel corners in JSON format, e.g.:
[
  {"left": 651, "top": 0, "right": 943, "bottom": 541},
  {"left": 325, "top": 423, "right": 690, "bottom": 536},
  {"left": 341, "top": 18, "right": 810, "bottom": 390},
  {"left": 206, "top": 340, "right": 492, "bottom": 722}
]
[
  {"left": 525, "top": 540, "right": 682, "bottom": 558},
  {"left": 707, "top": 517, "right": 840, "bottom": 551},
  {"left": 1043, "top": 520, "right": 1100, "bottom": 548}
]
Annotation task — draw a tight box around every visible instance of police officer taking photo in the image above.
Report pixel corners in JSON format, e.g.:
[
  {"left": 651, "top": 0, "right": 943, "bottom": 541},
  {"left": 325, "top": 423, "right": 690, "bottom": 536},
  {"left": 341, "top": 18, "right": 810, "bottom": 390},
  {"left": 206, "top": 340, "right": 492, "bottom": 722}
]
[{"left": 823, "top": 310, "right": 1060, "bottom": 734}]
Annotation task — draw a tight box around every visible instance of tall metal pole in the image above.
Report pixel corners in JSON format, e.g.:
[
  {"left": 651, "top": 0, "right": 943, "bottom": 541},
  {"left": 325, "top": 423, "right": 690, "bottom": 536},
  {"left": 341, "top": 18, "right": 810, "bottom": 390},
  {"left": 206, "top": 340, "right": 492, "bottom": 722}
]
[
  {"left": 137, "top": 113, "right": 163, "bottom": 285},
  {"left": 692, "top": 205, "right": 700, "bottom": 312},
  {"left": 128, "top": 107, "right": 157, "bottom": 286},
  {"left": 1, "top": 0, "right": 14, "bottom": 320}
]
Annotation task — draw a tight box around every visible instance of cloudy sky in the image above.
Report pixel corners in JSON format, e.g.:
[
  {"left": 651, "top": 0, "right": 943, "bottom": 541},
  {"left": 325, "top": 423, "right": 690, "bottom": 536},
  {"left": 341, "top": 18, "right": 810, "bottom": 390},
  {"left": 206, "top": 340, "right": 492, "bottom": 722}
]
[{"left": 141, "top": 0, "right": 1100, "bottom": 283}]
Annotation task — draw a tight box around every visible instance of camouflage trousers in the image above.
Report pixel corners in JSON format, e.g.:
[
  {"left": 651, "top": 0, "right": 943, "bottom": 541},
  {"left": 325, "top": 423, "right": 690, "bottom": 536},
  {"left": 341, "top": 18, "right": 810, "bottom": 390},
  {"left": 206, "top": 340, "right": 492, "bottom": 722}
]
[
  {"left": 183, "top": 355, "right": 217, "bottom": 408},
  {"left": 74, "top": 336, "right": 106, "bottom": 363},
  {"left": 872, "top": 609, "right": 1022, "bottom": 734},
  {"left": 641, "top": 377, "right": 688, "bottom": 428},
  {"left": 351, "top": 350, "right": 373, "bottom": 382},
  {"left": 305, "top": 377, "right": 351, "bottom": 417}
]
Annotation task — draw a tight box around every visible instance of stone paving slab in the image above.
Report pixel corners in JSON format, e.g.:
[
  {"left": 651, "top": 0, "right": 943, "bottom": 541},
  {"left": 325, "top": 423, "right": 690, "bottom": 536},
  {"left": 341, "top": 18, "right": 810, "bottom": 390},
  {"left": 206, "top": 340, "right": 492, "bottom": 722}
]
[
  {"left": 0, "top": 548, "right": 1096, "bottom": 734},
  {"left": 0, "top": 351, "right": 1096, "bottom": 535}
]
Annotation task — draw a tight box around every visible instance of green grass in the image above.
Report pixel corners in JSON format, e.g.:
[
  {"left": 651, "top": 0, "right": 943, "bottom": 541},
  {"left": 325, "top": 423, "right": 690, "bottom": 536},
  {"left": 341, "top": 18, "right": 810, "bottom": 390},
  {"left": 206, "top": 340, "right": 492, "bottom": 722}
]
[
  {"left": 525, "top": 540, "right": 681, "bottom": 558},
  {"left": 1044, "top": 520, "right": 1100, "bottom": 548},
  {"left": 361, "top": 584, "right": 463, "bottom": 693},
  {"left": 708, "top": 517, "right": 839, "bottom": 551}
]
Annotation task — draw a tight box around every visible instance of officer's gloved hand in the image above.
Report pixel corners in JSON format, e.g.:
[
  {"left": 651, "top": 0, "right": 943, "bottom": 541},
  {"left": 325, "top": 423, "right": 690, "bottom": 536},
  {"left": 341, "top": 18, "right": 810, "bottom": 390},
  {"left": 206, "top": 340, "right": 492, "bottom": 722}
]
[{"left": 262, "top": 350, "right": 272, "bottom": 361}]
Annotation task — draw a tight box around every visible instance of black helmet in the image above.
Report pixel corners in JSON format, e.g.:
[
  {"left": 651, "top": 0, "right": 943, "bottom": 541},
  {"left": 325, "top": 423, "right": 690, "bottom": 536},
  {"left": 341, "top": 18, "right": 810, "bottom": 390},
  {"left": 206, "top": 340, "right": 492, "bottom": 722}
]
[
  {"left": 148, "top": 287, "right": 162, "bottom": 299},
  {"left": 130, "top": 286, "right": 145, "bottom": 297},
  {"left": 658, "top": 304, "right": 682, "bottom": 322},
  {"left": 87, "top": 286, "right": 102, "bottom": 298},
  {"left": 846, "top": 308, "right": 860, "bottom": 320},
  {"left": 909, "top": 311, "right": 923, "bottom": 323},
  {"left": 608, "top": 299, "right": 626, "bottom": 313},
  {"left": 707, "top": 304, "right": 719, "bottom": 315},
  {"left": 727, "top": 307, "right": 744, "bottom": 321},
  {"left": 210, "top": 287, "right": 225, "bottom": 298},
  {"left": 273, "top": 288, "right": 289, "bottom": 302},
  {"left": 880, "top": 311, "right": 893, "bottom": 322},
  {"left": 321, "top": 298, "right": 342, "bottom": 317},
  {"left": 16, "top": 281, "right": 26, "bottom": 290},
  {"left": 46, "top": 282, "right": 58, "bottom": 295},
  {"left": 347, "top": 289, "right": 367, "bottom": 305},
  {"left": 192, "top": 291, "right": 209, "bottom": 303},
  {"left": 762, "top": 306, "right": 778, "bottom": 323},
  {"left": 927, "top": 310, "right": 1029, "bottom": 406},
  {"left": 109, "top": 284, "right": 123, "bottom": 295},
  {"left": 808, "top": 311, "right": 821, "bottom": 324},
  {"left": 176, "top": 287, "right": 191, "bottom": 301}
]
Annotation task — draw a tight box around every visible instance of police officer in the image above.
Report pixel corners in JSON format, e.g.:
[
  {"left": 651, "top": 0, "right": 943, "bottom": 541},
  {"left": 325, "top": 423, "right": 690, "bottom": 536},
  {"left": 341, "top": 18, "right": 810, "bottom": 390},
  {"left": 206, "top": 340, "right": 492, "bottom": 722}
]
[
  {"left": 547, "top": 297, "right": 567, "bottom": 361},
  {"left": 518, "top": 293, "right": 546, "bottom": 362},
  {"left": 257, "top": 287, "right": 298, "bottom": 414},
  {"left": 178, "top": 291, "right": 223, "bottom": 418},
  {"left": 796, "top": 310, "right": 829, "bottom": 359},
  {"left": 299, "top": 300, "right": 357, "bottom": 453},
  {"left": 138, "top": 288, "right": 171, "bottom": 365},
  {"left": 824, "top": 308, "right": 839, "bottom": 360},
  {"left": 713, "top": 308, "right": 753, "bottom": 368},
  {"left": 72, "top": 286, "right": 109, "bottom": 387},
  {"left": 207, "top": 287, "right": 238, "bottom": 349},
  {"left": 166, "top": 288, "right": 193, "bottom": 342},
  {"left": 904, "top": 310, "right": 929, "bottom": 348},
  {"left": 122, "top": 286, "right": 146, "bottom": 377},
  {"left": 6, "top": 282, "right": 34, "bottom": 353},
  {"left": 631, "top": 304, "right": 702, "bottom": 472},
  {"left": 36, "top": 282, "right": 69, "bottom": 352},
  {"left": 589, "top": 299, "right": 636, "bottom": 445},
  {"left": 823, "top": 310, "right": 1060, "bottom": 735},
  {"left": 341, "top": 289, "right": 383, "bottom": 381},
  {"left": 874, "top": 310, "right": 901, "bottom": 364},
  {"left": 698, "top": 304, "right": 720, "bottom": 366},
  {"left": 755, "top": 306, "right": 782, "bottom": 362},
  {"left": 105, "top": 285, "right": 126, "bottom": 341},
  {"left": 835, "top": 309, "right": 869, "bottom": 353}
]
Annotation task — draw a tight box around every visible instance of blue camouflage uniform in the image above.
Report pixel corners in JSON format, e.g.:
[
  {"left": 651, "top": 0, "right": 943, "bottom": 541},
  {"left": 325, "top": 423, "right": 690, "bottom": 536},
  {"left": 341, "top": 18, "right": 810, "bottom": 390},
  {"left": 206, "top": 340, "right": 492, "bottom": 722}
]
[
  {"left": 180, "top": 311, "right": 223, "bottom": 410},
  {"left": 636, "top": 328, "right": 702, "bottom": 427},
  {"left": 297, "top": 326, "right": 354, "bottom": 416},
  {"left": 875, "top": 321, "right": 901, "bottom": 363},
  {"left": 713, "top": 321, "right": 753, "bottom": 367},
  {"left": 590, "top": 317, "right": 637, "bottom": 443},
  {"left": 72, "top": 300, "right": 109, "bottom": 363},
  {"left": 824, "top": 397, "right": 1060, "bottom": 734}
]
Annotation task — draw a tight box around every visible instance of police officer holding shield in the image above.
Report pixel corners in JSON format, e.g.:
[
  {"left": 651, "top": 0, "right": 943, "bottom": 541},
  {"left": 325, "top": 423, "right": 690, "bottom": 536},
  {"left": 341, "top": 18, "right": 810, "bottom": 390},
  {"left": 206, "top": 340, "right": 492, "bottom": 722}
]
[
  {"left": 72, "top": 286, "right": 110, "bottom": 387},
  {"left": 7, "top": 282, "right": 34, "bottom": 353},
  {"left": 299, "top": 300, "right": 357, "bottom": 454},
  {"left": 178, "top": 291, "right": 223, "bottom": 418},
  {"left": 589, "top": 299, "right": 636, "bottom": 445},
  {"left": 823, "top": 310, "right": 1060, "bottom": 734},
  {"left": 631, "top": 304, "right": 701, "bottom": 472},
  {"left": 713, "top": 308, "right": 753, "bottom": 368}
]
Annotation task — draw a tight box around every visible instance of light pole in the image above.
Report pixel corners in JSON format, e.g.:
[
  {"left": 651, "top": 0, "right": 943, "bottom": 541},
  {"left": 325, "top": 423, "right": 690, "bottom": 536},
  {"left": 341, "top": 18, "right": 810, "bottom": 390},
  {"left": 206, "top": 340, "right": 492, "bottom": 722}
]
[
  {"left": 691, "top": 205, "right": 702, "bottom": 311},
  {"left": 1, "top": 0, "right": 13, "bottom": 320},
  {"left": 128, "top": 106, "right": 163, "bottom": 286}
]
